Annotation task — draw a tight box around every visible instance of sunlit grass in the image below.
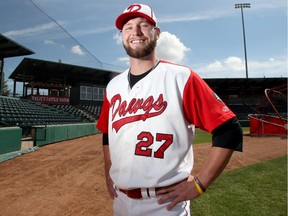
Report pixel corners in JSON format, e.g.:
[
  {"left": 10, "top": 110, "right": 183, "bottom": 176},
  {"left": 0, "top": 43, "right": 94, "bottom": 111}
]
[{"left": 190, "top": 155, "right": 287, "bottom": 216}]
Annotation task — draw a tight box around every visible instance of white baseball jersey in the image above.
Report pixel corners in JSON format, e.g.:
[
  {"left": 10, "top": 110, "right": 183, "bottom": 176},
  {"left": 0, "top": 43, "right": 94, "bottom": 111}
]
[{"left": 97, "top": 60, "right": 235, "bottom": 189}]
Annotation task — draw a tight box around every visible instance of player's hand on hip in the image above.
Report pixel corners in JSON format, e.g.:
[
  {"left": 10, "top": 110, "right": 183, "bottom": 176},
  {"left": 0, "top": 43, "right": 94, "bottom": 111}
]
[{"left": 157, "top": 175, "right": 200, "bottom": 211}]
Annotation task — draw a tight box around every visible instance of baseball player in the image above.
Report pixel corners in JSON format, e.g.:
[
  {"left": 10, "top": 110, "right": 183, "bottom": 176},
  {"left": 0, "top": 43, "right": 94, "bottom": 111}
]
[{"left": 97, "top": 3, "right": 243, "bottom": 216}]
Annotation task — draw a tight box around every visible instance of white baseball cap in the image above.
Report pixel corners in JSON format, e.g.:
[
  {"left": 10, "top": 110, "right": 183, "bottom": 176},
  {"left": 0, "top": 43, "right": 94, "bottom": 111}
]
[{"left": 115, "top": 3, "right": 157, "bottom": 30}]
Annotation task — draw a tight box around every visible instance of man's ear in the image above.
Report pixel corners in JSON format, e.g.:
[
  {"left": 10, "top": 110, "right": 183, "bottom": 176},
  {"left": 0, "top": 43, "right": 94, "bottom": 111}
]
[{"left": 155, "top": 27, "right": 161, "bottom": 39}]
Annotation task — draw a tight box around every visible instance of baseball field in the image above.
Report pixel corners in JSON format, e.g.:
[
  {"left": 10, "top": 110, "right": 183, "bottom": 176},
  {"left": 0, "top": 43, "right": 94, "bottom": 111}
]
[{"left": 0, "top": 132, "right": 286, "bottom": 216}]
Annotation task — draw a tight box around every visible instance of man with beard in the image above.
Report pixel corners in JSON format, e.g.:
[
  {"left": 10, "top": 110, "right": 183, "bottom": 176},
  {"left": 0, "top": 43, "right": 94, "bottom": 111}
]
[{"left": 96, "top": 3, "right": 243, "bottom": 216}]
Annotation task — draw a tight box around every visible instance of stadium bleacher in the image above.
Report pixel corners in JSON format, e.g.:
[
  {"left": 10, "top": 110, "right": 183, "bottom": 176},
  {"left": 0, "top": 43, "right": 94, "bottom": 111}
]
[
  {"left": 52, "top": 104, "right": 101, "bottom": 122},
  {"left": 0, "top": 96, "right": 96, "bottom": 128},
  {"left": 228, "top": 104, "right": 256, "bottom": 120},
  {"left": 0, "top": 94, "right": 285, "bottom": 134},
  {"left": 80, "top": 104, "right": 102, "bottom": 117},
  {"left": 0, "top": 95, "right": 266, "bottom": 127}
]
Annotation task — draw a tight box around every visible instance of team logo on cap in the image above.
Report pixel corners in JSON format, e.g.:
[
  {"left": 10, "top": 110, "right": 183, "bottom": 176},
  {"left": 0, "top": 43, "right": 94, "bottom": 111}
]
[
  {"left": 115, "top": 3, "right": 157, "bottom": 30},
  {"left": 126, "top": 4, "right": 142, "bottom": 13}
]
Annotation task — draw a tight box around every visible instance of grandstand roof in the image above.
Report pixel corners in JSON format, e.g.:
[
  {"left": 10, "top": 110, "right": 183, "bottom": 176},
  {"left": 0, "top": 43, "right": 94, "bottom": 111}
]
[
  {"left": 9, "top": 57, "right": 117, "bottom": 86},
  {"left": 0, "top": 34, "right": 34, "bottom": 59}
]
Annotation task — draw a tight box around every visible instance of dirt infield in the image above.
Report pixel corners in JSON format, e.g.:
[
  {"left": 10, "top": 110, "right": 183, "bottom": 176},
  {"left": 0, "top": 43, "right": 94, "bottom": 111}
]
[{"left": 0, "top": 133, "right": 286, "bottom": 216}]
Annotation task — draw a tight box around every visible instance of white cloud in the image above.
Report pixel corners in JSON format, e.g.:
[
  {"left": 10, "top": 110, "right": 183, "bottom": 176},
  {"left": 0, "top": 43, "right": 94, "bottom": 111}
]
[
  {"left": 156, "top": 31, "right": 190, "bottom": 63},
  {"left": 117, "top": 57, "right": 129, "bottom": 65},
  {"left": 73, "top": 26, "right": 115, "bottom": 37},
  {"left": 195, "top": 56, "right": 287, "bottom": 78},
  {"left": 113, "top": 32, "right": 122, "bottom": 45},
  {"left": 224, "top": 57, "right": 244, "bottom": 71},
  {"left": 4, "top": 22, "right": 58, "bottom": 37},
  {"left": 44, "top": 40, "right": 55, "bottom": 45},
  {"left": 248, "top": 57, "right": 287, "bottom": 77},
  {"left": 206, "top": 60, "right": 223, "bottom": 70},
  {"left": 114, "top": 31, "right": 190, "bottom": 65},
  {"left": 159, "top": 14, "right": 214, "bottom": 24},
  {"left": 71, "top": 45, "right": 85, "bottom": 56},
  {"left": 158, "top": 1, "right": 286, "bottom": 25}
]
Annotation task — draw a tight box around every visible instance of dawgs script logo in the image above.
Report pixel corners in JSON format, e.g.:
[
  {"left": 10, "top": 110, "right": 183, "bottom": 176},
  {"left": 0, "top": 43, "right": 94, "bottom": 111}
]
[{"left": 111, "top": 94, "right": 167, "bottom": 132}]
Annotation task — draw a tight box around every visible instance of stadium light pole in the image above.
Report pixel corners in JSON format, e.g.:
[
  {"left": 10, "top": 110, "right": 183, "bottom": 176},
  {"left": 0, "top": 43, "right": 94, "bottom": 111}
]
[{"left": 235, "top": 3, "right": 251, "bottom": 79}]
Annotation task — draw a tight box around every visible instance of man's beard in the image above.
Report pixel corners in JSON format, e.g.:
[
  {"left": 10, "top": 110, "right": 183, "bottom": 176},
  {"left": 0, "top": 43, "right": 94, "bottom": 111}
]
[{"left": 123, "top": 37, "right": 157, "bottom": 59}]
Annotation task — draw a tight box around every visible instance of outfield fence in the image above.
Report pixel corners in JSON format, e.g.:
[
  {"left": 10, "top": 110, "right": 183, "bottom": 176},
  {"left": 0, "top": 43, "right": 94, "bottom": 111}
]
[{"left": 0, "top": 123, "right": 99, "bottom": 162}]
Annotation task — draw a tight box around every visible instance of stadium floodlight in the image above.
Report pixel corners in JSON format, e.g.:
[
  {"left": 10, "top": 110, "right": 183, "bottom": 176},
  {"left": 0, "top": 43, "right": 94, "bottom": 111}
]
[
  {"left": 235, "top": 3, "right": 251, "bottom": 9},
  {"left": 235, "top": 3, "right": 251, "bottom": 79}
]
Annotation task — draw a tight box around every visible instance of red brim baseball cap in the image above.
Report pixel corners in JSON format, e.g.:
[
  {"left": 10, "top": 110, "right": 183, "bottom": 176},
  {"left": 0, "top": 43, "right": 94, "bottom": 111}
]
[{"left": 115, "top": 3, "right": 157, "bottom": 30}]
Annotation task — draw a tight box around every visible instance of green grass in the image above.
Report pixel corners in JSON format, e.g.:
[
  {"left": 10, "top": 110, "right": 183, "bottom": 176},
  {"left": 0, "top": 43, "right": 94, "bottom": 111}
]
[
  {"left": 190, "top": 155, "right": 287, "bottom": 216},
  {"left": 242, "top": 127, "right": 249, "bottom": 132},
  {"left": 192, "top": 127, "right": 287, "bottom": 215},
  {"left": 194, "top": 129, "right": 212, "bottom": 144}
]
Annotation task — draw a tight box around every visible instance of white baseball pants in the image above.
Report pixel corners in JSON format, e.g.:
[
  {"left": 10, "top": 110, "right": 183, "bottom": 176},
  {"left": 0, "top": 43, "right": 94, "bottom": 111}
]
[{"left": 113, "top": 190, "right": 191, "bottom": 216}]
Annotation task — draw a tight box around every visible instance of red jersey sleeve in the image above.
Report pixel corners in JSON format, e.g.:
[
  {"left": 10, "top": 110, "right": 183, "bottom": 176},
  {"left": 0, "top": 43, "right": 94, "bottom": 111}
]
[
  {"left": 183, "top": 71, "right": 236, "bottom": 133},
  {"left": 96, "top": 93, "right": 110, "bottom": 134}
]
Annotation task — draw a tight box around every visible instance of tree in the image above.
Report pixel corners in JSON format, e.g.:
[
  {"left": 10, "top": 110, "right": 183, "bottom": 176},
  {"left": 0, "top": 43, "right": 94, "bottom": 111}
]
[{"left": 1, "top": 72, "right": 11, "bottom": 96}]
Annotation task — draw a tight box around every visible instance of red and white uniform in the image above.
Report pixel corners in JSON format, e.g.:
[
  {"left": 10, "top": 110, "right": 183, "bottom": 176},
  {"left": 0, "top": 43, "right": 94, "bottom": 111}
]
[{"left": 97, "top": 60, "right": 235, "bottom": 190}]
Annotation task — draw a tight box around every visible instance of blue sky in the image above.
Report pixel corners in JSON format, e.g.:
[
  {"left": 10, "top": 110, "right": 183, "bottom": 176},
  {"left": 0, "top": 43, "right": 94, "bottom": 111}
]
[{"left": 0, "top": 0, "right": 287, "bottom": 91}]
